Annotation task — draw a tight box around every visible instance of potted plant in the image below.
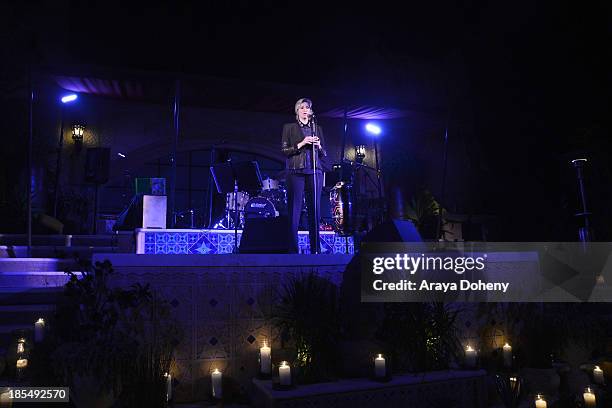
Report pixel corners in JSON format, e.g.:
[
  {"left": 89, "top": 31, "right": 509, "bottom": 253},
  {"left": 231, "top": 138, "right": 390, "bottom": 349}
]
[
  {"left": 116, "top": 290, "right": 183, "bottom": 407},
  {"left": 271, "top": 272, "right": 340, "bottom": 384},
  {"left": 403, "top": 190, "right": 448, "bottom": 240},
  {"left": 376, "top": 302, "right": 463, "bottom": 373},
  {"left": 45, "top": 260, "right": 182, "bottom": 408}
]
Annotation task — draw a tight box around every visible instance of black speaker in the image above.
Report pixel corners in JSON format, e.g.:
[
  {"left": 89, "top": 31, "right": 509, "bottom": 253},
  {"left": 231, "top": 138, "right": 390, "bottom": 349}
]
[
  {"left": 361, "top": 219, "right": 423, "bottom": 243},
  {"left": 239, "top": 216, "right": 293, "bottom": 254},
  {"left": 85, "top": 147, "right": 111, "bottom": 184}
]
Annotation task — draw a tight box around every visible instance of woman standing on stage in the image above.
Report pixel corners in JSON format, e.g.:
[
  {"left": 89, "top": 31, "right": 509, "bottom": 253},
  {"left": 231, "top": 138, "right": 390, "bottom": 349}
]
[{"left": 281, "top": 98, "right": 327, "bottom": 253}]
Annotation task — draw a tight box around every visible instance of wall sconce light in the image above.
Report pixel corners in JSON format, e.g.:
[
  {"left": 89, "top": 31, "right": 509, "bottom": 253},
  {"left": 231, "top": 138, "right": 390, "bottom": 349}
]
[
  {"left": 355, "top": 144, "right": 366, "bottom": 163},
  {"left": 71, "top": 124, "right": 85, "bottom": 143}
]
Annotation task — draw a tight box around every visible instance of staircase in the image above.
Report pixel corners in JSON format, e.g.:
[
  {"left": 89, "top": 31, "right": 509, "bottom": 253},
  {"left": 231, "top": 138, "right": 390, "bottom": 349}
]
[{"left": 0, "top": 258, "right": 81, "bottom": 371}]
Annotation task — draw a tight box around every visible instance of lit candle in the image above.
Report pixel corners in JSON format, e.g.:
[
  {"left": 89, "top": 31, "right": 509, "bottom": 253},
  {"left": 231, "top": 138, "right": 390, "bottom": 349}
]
[
  {"left": 16, "top": 358, "right": 28, "bottom": 379},
  {"left": 535, "top": 394, "right": 547, "bottom": 408},
  {"left": 503, "top": 343, "right": 512, "bottom": 367},
  {"left": 375, "top": 354, "right": 386, "bottom": 378},
  {"left": 211, "top": 368, "right": 222, "bottom": 399},
  {"left": 164, "top": 372, "right": 172, "bottom": 401},
  {"left": 0, "top": 388, "right": 11, "bottom": 407},
  {"left": 279, "top": 361, "right": 291, "bottom": 386},
  {"left": 583, "top": 387, "right": 596, "bottom": 408},
  {"left": 260, "top": 342, "right": 271, "bottom": 374},
  {"left": 16, "top": 339, "right": 25, "bottom": 355},
  {"left": 594, "top": 365, "right": 604, "bottom": 384},
  {"left": 509, "top": 376, "right": 517, "bottom": 389},
  {"left": 465, "top": 346, "right": 477, "bottom": 368},
  {"left": 34, "top": 318, "right": 45, "bottom": 343}
]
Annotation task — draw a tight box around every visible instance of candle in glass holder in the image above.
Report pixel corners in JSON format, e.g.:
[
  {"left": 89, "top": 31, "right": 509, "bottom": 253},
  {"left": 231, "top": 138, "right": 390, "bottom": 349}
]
[
  {"left": 375, "top": 354, "right": 386, "bottom": 378},
  {"left": 16, "top": 339, "right": 25, "bottom": 355},
  {"left": 0, "top": 388, "right": 11, "bottom": 407},
  {"left": 535, "top": 394, "right": 547, "bottom": 408},
  {"left": 164, "top": 372, "right": 172, "bottom": 401},
  {"left": 211, "top": 368, "right": 222, "bottom": 399},
  {"left": 260, "top": 342, "right": 271, "bottom": 374},
  {"left": 594, "top": 365, "right": 604, "bottom": 384},
  {"left": 34, "top": 318, "right": 45, "bottom": 343},
  {"left": 583, "top": 387, "right": 596, "bottom": 408},
  {"left": 16, "top": 358, "right": 27, "bottom": 380},
  {"left": 279, "top": 361, "right": 291, "bottom": 386},
  {"left": 503, "top": 343, "right": 512, "bottom": 367},
  {"left": 465, "top": 345, "right": 477, "bottom": 368}
]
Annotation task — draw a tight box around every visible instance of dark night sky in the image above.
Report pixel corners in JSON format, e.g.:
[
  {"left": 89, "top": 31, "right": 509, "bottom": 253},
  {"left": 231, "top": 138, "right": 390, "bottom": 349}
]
[{"left": 2, "top": 1, "right": 611, "bottom": 239}]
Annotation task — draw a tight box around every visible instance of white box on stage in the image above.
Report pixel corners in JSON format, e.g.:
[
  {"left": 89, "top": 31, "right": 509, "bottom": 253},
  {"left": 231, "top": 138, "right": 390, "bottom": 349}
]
[{"left": 143, "top": 195, "right": 167, "bottom": 229}]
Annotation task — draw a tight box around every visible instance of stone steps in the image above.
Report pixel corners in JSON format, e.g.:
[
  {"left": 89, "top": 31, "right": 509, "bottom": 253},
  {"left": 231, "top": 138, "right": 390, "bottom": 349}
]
[
  {"left": 0, "top": 246, "right": 119, "bottom": 258},
  {"left": 0, "top": 233, "right": 134, "bottom": 258},
  {"left": 0, "top": 258, "right": 79, "bottom": 356}
]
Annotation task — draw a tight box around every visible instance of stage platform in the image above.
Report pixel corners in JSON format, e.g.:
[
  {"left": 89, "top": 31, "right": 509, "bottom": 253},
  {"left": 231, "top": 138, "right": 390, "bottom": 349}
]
[{"left": 136, "top": 228, "right": 354, "bottom": 255}]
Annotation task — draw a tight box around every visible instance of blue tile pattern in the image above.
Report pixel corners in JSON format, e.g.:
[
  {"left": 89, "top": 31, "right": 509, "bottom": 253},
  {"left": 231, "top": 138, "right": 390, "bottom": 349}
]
[{"left": 143, "top": 229, "right": 354, "bottom": 254}]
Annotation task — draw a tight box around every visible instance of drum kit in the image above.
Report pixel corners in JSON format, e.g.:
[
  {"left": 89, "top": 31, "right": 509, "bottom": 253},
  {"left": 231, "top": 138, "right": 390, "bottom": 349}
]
[
  {"left": 215, "top": 176, "right": 287, "bottom": 229},
  {"left": 215, "top": 173, "right": 354, "bottom": 235}
]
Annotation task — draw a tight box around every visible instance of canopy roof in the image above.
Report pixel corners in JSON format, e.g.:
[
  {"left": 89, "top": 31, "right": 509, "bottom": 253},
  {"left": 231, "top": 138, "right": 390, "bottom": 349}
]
[{"left": 41, "top": 64, "right": 445, "bottom": 121}]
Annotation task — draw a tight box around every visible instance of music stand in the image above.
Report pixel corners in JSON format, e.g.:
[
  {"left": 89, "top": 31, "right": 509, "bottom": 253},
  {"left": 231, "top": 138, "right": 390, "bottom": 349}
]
[{"left": 210, "top": 160, "right": 263, "bottom": 253}]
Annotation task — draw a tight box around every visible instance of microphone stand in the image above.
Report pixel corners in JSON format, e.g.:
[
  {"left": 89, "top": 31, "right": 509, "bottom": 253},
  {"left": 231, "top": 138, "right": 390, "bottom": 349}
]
[{"left": 310, "top": 115, "right": 321, "bottom": 254}]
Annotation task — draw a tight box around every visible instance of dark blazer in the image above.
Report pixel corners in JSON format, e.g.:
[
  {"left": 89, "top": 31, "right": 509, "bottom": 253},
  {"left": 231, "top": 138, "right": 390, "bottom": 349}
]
[{"left": 281, "top": 122, "right": 327, "bottom": 171}]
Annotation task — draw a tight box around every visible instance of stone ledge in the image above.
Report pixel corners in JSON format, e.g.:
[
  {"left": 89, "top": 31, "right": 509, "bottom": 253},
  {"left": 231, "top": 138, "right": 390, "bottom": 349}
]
[
  {"left": 252, "top": 370, "right": 488, "bottom": 408},
  {"left": 93, "top": 253, "right": 354, "bottom": 268}
]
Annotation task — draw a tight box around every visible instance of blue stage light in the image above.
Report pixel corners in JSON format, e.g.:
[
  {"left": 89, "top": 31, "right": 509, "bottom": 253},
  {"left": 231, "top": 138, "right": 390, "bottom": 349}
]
[
  {"left": 365, "top": 123, "right": 382, "bottom": 135},
  {"left": 60, "top": 94, "right": 78, "bottom": 103}
]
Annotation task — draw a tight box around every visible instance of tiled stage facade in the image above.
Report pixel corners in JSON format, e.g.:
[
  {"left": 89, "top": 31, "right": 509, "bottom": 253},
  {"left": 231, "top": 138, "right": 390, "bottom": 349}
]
[
  {"left": 136, "top": 228, "right": 354, "bottom": 255},
  {"left": 93, "top": 253, "right": 353, "bottom": 402}
]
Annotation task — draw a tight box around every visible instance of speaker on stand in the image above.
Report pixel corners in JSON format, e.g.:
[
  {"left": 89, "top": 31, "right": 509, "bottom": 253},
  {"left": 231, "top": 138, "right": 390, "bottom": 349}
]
[{"left": 85, "top": 147, "right": 110, "bottom": 234}]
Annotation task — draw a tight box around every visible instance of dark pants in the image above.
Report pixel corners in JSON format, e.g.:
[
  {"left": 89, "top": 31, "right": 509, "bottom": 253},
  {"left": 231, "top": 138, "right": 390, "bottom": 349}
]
[{"left": 286, "top": 171, "right": 322, "bottom": 253}]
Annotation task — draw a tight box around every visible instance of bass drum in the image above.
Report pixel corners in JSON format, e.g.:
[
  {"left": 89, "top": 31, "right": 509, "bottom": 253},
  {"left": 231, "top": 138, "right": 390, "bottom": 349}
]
[
  {"left": 330, "top": 182, "right": 354, "bottom": 235},
  {"left": 244, "top": 197, "right": 278, "bottom": 219}
]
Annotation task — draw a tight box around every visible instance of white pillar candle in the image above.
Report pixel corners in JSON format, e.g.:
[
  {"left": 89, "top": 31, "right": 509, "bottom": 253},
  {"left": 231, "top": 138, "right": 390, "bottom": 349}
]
[
  {"left": 260, "top": 342, "right": 271, "bottom": 374},
  {"left": 594, "top": 365, "right": 604, "bottom": 384},
  {"left": 503, "top": 343, "right": 512, "bottom": 367},
  {"left": 34, "top": 318, "right": 45, "bottom": 343},
  {"left": 164, "top": 372, "right": 172, "bottom": 401},
  {"left": 211, "top": 368, "right": 222, "bottom": 399},
  {"left": 279, "top": 361, "right": 291, "bottom": 386},
  {"left": 535, "top": 394, "right": 547, "bottom": 408},
  {"left": 374, "top": 354, "right": 386, "bottom": 378},
  {"left": 583, "top": 387, "right": 596, "bottom": 408},
  {"left": 465, "top": 346, "right": 477, "bottom": 368}
]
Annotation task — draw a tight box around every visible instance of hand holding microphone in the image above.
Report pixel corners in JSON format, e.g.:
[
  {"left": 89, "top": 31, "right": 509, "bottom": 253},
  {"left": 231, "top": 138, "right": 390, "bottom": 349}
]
[
  {"left": 298, "top": 135, "right": 320, "bottom": 149},
  {"left": 308, "top": 111, "right": 321, "bottom": 148}
]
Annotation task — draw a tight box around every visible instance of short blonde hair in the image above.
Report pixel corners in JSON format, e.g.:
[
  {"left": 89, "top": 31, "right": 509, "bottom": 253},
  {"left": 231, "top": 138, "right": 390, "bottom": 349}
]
[{"left": 294, "top": 98, "right": 312, "bottom": 119}]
